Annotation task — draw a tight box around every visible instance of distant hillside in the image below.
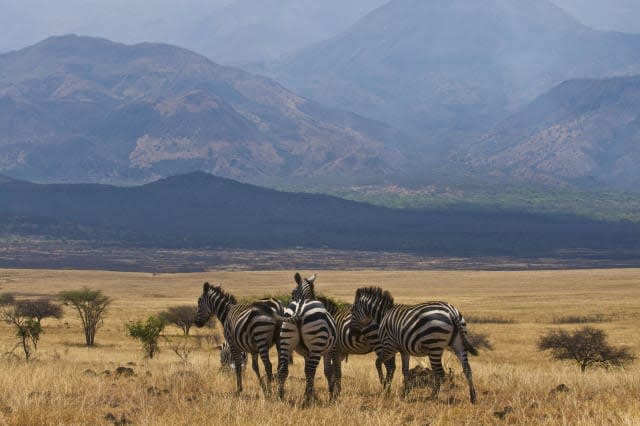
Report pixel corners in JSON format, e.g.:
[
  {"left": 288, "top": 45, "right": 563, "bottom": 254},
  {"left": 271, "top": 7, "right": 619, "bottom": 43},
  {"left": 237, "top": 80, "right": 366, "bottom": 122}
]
[
  {"left": 0, "top": 0, "right": 386, "bottom": 64},
  {"left": 460, "top": 75, "right": 640, "bottom": 191},
  {"left": 0, "top": 35, "right": 407, "bottom": 184},
  {"left": 552, "top": 0, "right": 640, "bottom": 33},
  {"left": 266, "top": 0, "right": 640, "bottom": 150},
  {"left": 1, "top": 172, "right": 639, "bottom": 258}
]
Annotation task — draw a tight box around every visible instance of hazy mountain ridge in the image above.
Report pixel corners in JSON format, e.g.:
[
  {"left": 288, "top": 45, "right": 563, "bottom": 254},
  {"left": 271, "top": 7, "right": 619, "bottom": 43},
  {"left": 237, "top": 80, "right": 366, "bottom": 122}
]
[
  {"left": 460, "top": 75, "right": 640, "bottom": 191},
  {"left": 0, "top": 35, "right": 408, "bottom": 184},
  {"left": 265, "top": 0, "right": 640, "bottom": 151},
  {"left": 1, "top": 172, "right": 638, "bottom": 257},
  {"left": 552, "top": 0, "right": 640, "bottom": 34},
  {"left": 0, "top": 0, "right": 387, "bottom": 64}
]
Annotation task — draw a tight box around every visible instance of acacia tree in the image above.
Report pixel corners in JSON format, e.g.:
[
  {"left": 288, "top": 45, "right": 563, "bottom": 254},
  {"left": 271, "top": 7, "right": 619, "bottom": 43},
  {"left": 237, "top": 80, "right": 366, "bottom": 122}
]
[
  {"left": 538, "top": 326, "right": 635, "bottom": 372},
  {"left": 15, "top": 298, "right": 63, "bottom": 324},
  {"left": 59, "top": 288, "right": 111, "bottom": 346},
  {"left": 159, "top": 305, "right": 199, "bottom": 336}
]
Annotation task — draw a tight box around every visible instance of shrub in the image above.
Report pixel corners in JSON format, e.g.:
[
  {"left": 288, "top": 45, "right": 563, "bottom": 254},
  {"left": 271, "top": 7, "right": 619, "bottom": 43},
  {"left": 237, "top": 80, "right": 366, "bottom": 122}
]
[
  {"left": 159, "top": 305, "right": 198, "bottom": 336},
  {"left": 467, "top": 331, "right": 494, "bottom": 351},
  {"left": 126, "top": 316, "right": 166, "bottom": 359},
  {"left": 1, "top": 304, "right": 42, "bottom": 361},
  {"left": 538, "top": 326, "right": 635, "bottom": 372}
]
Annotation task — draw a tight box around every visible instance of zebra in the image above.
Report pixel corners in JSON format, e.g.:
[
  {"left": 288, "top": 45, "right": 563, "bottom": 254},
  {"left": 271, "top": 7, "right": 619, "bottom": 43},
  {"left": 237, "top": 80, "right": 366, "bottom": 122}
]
[
  {"left": 350, "top": 286, "right": 478, "bottom": 403},
  {"left": 277, "top": 273, "right": 338, "bottom": 404},
  {"left": 317, "top": 296, "right": 395, "bottom": 396},
  {"left": 217, "top": 341, "right": 247, "bottom": 372},
  {"left": 195, "top": 282, "right": 286, "bottom": 396}
]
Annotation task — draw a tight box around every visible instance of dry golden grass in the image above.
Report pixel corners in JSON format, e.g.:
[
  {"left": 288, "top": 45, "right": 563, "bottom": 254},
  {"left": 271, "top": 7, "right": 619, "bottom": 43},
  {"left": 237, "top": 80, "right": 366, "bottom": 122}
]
[{"left": 0, "top": 268, "right": 639, "bottom": 425}]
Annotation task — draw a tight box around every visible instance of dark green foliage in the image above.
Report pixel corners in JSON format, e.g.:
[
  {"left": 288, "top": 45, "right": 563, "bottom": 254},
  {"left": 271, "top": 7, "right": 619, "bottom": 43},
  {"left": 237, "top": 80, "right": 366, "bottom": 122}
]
[
  {"left": 538, "top": 326, "right": 636, "bottom": 372},
  {"left": 464, "top": 315, "right": 516, "bottom": 324},
  {"left": 0, "top": 293, "right": 15, "bottom": 306},
  {"left": 551, "top": 314, "right": 611, "bottom": 324},
  {"left": 238, "top": 293, "right": 292, "bottom": 305},
  {"left": 159, "top": 305, "right": 198, "bottom": 336},
  {"left": 59, "top": 288, "right": 111, "bottom": 346},
  {"left": 126, "top": 316, "right": 166, "bottom": 359}
]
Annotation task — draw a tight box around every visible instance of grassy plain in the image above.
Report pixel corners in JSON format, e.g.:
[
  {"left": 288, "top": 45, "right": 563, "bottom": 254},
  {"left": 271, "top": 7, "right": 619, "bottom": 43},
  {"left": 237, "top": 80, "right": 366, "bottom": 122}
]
[{"left": 0, "top": 268, "right": 638, "bottom": 425}]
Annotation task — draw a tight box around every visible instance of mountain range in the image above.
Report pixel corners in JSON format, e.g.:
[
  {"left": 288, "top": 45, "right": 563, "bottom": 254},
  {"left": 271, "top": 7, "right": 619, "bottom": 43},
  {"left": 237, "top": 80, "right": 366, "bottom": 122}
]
[
  {"left": 264, "top": 0, "right": 640, "bottom": 151},
  {"left": 1, "top": 172, "right": 638, "bottom": 258},
  {"left": 459, "top": 75, "right": 640, "bottom": 190},
  {"left": 0, "top": 0, "right": 386, "bottom": 64},
  {"left": 0, "top": 35, "right": 407, "bottom": 184}
]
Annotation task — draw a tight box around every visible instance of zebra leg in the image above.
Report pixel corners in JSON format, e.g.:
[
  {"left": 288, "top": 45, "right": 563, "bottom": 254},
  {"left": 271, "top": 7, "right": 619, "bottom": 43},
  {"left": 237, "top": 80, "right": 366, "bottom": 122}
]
[
  {"left": 259, "top": 346, "right": 273, "bottom": 397},
  {"left": 332, "top": 349, "right": 342, "bottom": 399},
  {"left": 323, "top": 353, "right": 334, "bottom": 397},
  {"left": 303, "top": 353, "right": 322, "bottom": 406},
  {"left": 230, "top": 345, "right": 244, "bottom": 395},
  {"left": 375, "top": 357, "right": 385, "bottom": 385},
  {"left": 377, "top": 351, "right": 396, "bottom": 395},
  {"left": 250, "top": 353, "right": 265, "bottom": 395},
  {"left": 455, "top": 349, "right": 477, "bottom": 404},
  {"left": 400, "top": 352, "right": 411, "bottom": 398},
  {"left": 277, "top": 322, "right": 298, "bottom": 400},
  {"left": 428, "top": 348, "right": 445, "bottom": 400}
]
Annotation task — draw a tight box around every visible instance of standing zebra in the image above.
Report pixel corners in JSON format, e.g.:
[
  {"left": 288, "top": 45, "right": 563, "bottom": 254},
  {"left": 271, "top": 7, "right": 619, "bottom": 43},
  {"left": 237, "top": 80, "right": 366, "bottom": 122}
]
[
  {"left": 351, "top": 287, "right": 478, "bottom": 403},
  {"left": 277, "top": 273, "right": 338, "bottom": 404},
  {"left": 317, "top": 296, "right": 395, "bottom": 396},
  {"left": 195, "top": 282, "right": 285, "bottom": 396}
]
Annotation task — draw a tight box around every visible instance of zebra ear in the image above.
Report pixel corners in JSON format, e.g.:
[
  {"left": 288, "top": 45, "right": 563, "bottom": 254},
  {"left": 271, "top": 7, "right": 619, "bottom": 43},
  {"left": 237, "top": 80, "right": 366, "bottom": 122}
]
[
  {"left": 203, "top": 282, "right": 210, "bottom": 293},
  {"left": 307, "top": 273, "right": 317, "bottom": 284},
  {"left": 294, "top": 272, "right": 302, "bottom": 286}
]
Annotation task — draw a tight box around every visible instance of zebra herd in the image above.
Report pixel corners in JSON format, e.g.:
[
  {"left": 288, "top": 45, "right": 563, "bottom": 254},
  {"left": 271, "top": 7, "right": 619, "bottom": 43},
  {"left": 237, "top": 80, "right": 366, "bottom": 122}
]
[{"left": 194, "top": 273, "right": 478, "bottom": 405}]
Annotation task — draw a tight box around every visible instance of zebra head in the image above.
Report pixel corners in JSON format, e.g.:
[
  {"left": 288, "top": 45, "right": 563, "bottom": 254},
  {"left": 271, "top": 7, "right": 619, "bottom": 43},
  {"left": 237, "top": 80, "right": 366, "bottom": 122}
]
[
  {"left": 351, "top": 286, "right": 394, "bottom": 333},
  {"left": 195, "top": 282, "right": 237, "bottom": 327},
  {"left": 291, "top": 272, "right": 317, "bottom": 302}
]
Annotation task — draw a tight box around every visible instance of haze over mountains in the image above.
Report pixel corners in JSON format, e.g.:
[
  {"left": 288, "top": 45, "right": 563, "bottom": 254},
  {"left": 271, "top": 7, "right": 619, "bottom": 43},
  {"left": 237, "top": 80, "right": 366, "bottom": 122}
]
[
  {"left": 1, "top": 1, "right": 640, "bottom": 195},
  {"left": 0, "top": 0, "right": 387, "bottom": 64},
  {"left": 0, "top": 35, "right": 406, "bottom": 184},
  {"left": 265, "top": 0, "right": 640, "bottom": 150},
  {"left": 553, "top": 0, "right": 640, "bottom": 33}
]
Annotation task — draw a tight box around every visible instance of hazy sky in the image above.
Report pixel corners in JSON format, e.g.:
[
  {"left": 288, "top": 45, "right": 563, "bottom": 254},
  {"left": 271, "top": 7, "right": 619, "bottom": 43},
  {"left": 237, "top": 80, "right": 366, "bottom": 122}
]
[{"left": 2, "top": 0, "right": 639, "bottom": 62}]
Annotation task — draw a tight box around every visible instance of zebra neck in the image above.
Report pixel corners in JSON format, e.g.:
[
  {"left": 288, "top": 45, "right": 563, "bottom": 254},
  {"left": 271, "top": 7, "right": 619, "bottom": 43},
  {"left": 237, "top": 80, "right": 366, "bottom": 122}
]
[{"left": 212, "top": 297, "right": 232, "bottom": 324}]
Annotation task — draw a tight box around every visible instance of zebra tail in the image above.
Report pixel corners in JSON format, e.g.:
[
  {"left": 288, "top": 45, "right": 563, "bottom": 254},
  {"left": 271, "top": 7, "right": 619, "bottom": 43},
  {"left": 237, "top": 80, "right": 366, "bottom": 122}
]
[{"left": 452, "top": 313, "right": 478, "bottom": 356}]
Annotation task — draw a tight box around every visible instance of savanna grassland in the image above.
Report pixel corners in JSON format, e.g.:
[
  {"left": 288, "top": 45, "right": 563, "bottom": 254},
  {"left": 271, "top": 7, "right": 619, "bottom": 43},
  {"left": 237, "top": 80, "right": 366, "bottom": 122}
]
[{"left": 0, "top": 268, "right": 639, "bottom": 425}]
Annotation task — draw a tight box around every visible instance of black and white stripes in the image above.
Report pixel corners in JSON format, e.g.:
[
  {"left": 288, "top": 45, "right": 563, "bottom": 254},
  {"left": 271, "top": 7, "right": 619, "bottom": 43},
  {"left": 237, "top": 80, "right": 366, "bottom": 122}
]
[
  {"left": 195, "top": 282, "right": 285, "bottom": 396},
  {"left": 277, "top": 273, "right": 338, "bottom": 404},
  {"left": 351, "top": 286, "right": 478, "bottom": 403}
]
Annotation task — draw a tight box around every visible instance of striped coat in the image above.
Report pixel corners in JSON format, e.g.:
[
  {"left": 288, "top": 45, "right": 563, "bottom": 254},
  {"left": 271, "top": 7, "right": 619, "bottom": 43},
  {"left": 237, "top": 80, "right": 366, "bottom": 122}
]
[
  {"left": 195, "top": 282, "right": 285, "bottom": 396},
  {"left": 277, "top": 273, "right": 338, "bottom": 404},
  {"left": 351, "top": 287, "right": 477, "bottom": 403},
  {"left": 318, "top": 296, "right": 394, "bottom": 394}
]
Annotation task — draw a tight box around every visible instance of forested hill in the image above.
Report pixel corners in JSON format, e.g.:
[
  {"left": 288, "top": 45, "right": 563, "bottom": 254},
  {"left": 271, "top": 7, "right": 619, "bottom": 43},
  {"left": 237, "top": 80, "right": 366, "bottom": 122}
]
[{"left": 1, "top": 172, "right": 638, "bottom": 258}]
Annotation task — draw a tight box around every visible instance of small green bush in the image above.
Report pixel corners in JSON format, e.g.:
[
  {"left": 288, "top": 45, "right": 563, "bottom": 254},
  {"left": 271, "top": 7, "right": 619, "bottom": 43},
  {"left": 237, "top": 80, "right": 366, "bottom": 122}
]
[{"left": 126, "top": 316, "right": 166, "bottom": 359}]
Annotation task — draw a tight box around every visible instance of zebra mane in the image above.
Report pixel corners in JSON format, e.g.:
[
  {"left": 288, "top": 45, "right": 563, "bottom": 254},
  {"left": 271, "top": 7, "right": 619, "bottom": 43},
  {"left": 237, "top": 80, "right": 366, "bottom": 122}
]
[
  {"left": 355, "top": 286, "right": 394, "bottom": 306},
  {"left": 317, "top": 296, "right": 350, "bottom": 316},
  {"left": 205, "top": 282, "right": 238, "bottom": 305}
]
